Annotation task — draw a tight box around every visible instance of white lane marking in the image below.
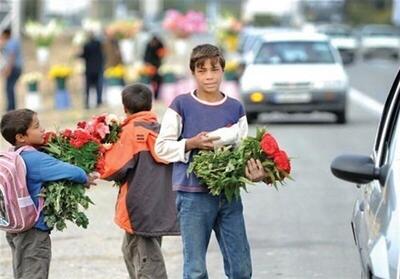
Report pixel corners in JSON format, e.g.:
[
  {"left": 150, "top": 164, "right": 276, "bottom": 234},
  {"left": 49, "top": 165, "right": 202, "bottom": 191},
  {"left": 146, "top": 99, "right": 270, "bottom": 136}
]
[{"left": 349, "top": 88, "right": 384, "bottom": 115}]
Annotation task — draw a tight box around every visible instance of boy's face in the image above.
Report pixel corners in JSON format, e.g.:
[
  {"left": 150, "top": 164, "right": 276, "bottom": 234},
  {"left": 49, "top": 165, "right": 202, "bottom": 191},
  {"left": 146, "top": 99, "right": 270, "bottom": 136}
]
[
  {"left": 193, "top": 58, "right": 223, "bottom": 94},
  {"left": 16, "top": 114, "right": 45, "bottom": 146}
]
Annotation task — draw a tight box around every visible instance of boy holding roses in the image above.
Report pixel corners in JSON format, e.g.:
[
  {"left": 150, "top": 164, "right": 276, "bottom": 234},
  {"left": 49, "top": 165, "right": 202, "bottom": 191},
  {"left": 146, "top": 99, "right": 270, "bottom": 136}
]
[{"left": 155, "top": 44, "right": 265, "bottom": 278}]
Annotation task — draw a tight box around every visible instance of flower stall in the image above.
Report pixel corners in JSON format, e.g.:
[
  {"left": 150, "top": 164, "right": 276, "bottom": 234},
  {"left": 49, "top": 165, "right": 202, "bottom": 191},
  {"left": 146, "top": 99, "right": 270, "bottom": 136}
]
[
  {"left": 25, "top": 20, "right": 62, "bottom": 65},
  {"left": 162, "top": 10, "right": 207, "bottom": 57},
  {"left": 49, "top": 65, "right": 73, "bottom": 109},
  {"left": 158, "top": 64, "right": 185, "bottom": 106},
  {"left": 217, "top": 16, "right": 243, "bottom": 53},
  {"left": 21, "top": 72, "right": 43, "bottom": 110},
  {"left": 104, "top": 64, "right": 125, "bottom": 106},
  {"left": 106, "top": 20, "right": 142, "bottom": 64}
]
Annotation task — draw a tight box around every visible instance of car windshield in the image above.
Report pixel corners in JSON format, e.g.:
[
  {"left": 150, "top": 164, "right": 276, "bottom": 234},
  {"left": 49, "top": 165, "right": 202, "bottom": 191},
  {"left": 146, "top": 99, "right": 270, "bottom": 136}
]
[{"left": 254, "top": 41, "right": 335, "bottom": 64}]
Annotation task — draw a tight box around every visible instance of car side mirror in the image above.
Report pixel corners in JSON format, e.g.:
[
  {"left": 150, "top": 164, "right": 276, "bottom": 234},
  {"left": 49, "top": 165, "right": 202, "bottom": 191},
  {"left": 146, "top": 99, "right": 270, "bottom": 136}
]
[{"left": 330, "top": 154, "right": 385, "bottom": 185}]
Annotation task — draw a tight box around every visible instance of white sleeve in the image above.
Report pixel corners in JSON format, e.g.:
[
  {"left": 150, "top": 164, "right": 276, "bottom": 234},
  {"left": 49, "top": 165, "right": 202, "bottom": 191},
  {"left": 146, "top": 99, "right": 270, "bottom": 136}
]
[
  {"left": 155, "top": 108, "right": 191, "bottom": 163},
  {"left": 206, "top": 115, "right": 248, "bottom": 147}
]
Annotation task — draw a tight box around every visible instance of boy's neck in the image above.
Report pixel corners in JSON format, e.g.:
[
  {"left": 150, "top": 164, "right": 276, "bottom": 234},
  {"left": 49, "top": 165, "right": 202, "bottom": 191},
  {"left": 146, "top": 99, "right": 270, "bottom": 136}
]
[{"left": 195, "top": 89, "right": 223, "bottom": 103}]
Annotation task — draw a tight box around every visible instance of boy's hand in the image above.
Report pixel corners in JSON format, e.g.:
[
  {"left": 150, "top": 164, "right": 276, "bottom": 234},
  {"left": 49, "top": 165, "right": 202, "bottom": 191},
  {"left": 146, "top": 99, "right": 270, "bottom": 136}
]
[
  {"left": 185, "top": 132, "right": 221, "bottom": 151},
  {"left": 85, "top": 172, "right": 100, "bottom": 188},
  {"left": 245, "top": 158, "right": 265, "bottom": 182}
]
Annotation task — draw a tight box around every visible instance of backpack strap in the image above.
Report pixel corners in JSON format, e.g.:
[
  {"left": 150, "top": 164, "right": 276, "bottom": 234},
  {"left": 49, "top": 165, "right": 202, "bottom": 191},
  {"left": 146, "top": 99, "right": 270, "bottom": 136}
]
[
  {"left": 12, "top": 145, "right": 43, "bottom": 220},
  {"left": 34, "top": 198, "right": 44, "bottom": 222},
  {"left": 12, "top": 145, "right": 36, "bottom": 154}
]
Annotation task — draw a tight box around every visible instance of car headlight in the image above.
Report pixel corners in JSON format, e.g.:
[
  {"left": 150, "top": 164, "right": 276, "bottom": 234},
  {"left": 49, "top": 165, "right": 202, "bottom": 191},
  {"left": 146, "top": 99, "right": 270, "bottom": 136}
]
[
  {"left": 313, "top": 80, "right": 347, "bottom": 90},
  {"left": 249, "top": 92, "right": 264, "bottom": 103}
]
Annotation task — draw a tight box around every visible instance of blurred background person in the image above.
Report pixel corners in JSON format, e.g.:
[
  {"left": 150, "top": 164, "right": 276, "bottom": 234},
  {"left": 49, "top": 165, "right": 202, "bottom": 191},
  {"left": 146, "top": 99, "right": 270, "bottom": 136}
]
[
  {"left": 0, "top": 28, "right": 23, "bottom": 111},
  {"left": 79, "top": 31, "right": 104, "bottom": 109},
  {"left": 143, "top": 35, "right": 165, "bottom": 99},
  {"left": 103, "top": 30, "right": 122, "bottom": 69}
]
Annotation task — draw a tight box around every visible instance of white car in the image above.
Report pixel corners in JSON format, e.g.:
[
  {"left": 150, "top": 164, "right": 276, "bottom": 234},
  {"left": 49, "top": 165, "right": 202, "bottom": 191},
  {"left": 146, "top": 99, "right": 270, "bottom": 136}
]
[
  {"left": 240, "top": 31, "right": 349, "bottom": 123},
  {"left": 331, "top": 66, "right": 400, "bottom": 278},
  {"left": 359, "top": 24, "right": 400, "bottom": 60},
  {"left": 239, "top": 27, "right": 296, "bottom": 67},
  {"left": 317, "top": 24, "right": 358, "bottom": 64}
]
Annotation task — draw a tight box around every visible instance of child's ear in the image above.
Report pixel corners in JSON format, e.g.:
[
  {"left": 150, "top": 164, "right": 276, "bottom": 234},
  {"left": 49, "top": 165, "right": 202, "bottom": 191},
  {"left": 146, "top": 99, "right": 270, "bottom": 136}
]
[{"left": 15, "top": 133, "right": 26, "bottom": 144}]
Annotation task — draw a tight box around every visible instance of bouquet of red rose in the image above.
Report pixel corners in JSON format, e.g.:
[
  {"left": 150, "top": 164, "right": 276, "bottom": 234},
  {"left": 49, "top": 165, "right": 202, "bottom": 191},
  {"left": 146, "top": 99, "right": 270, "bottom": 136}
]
[
  {"left": 188, "top": 128, "right": 291, "bottom": 202},
  {"left": 42, "top": 114, "right": 121, "bottom": 231}
]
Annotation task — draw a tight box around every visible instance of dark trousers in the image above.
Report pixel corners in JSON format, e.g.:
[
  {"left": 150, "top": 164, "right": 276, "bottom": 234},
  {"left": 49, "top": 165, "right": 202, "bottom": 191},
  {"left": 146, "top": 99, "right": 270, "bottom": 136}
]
[
  {"left": 85, "top": 72, "right": 103, "bottom": 109},
  {"left": 6, "top": 228, "right": 51, "bottom": 279},
  {"left": 122, "top": 233, "right": 167, "bottom": 279},
  {"left": 151, "top": 72, "right": 162, "bottom": 100},
  {"left": 5, "top": 67, "right": 21, "bottom": 111}
]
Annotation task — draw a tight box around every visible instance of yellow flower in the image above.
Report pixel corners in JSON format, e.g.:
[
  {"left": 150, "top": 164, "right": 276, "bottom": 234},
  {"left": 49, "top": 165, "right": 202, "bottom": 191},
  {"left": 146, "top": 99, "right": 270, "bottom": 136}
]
[
  {"left": 49, "top": 65, "right": 73, "bottom": 79},
  {"left": 104, "top": 64, "right": 125, "bottom": 79},
  {"left": 225, "top": 60, "right": 239, "bottom": 73}
]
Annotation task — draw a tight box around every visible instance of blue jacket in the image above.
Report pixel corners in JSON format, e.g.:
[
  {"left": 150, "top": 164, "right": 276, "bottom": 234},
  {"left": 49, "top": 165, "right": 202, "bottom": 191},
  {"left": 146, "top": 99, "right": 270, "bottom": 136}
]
[{"left": 21, "top": 149, "right": 88, "bottom": 231}]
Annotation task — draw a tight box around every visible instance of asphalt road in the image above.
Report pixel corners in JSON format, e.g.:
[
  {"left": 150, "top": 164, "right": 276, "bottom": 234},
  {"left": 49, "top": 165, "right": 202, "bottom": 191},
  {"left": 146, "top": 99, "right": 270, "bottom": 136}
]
[{"left": 1, "top": 57, "right": 398, "bottom": 278}]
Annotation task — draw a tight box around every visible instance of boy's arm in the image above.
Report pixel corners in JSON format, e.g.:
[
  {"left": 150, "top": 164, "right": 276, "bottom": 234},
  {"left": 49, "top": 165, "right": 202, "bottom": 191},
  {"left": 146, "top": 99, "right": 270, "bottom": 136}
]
[
  {"left": 39, "top": 154, "right": 88, "bottom": 184},
  {"left": 155, "top": 108, "right": 190, "bottom": 163},
  {"left": 206, "top": 115, "right": 248, "bottom": 147}
]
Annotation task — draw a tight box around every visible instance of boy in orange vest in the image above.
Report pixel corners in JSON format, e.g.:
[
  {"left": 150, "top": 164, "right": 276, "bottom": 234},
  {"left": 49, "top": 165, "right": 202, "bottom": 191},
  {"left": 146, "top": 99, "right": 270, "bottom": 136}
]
[{"left": 101, "top": 84, "right": 179, "bottom": 278}]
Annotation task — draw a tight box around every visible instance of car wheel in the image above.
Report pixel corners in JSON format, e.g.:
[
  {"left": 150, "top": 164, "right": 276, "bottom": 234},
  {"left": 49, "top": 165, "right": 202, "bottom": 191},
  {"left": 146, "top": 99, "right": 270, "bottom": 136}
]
[
  {"left": 348, "top": 53, "right": 355, "bottom": 64},
  {"left": 246, "top": 113, "right": 258, "bottom": 124},
  {"left": 391, "top": 53, "right": 399, "bottom": 60},
  {"left": 335, "top": 110, "right": 347, "bottom": 124}
]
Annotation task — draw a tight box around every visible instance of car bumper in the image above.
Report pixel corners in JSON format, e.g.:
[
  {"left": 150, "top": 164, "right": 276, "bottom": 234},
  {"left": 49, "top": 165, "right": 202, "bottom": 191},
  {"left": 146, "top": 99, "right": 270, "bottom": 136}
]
[{"left": 242, "top": 90, "right": 347, "bottom": 113}]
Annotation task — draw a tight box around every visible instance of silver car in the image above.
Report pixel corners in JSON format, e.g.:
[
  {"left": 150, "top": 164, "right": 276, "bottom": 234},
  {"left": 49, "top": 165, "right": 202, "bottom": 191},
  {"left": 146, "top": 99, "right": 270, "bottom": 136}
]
[{"left": 331, "top": 69, "right": 400, "bottom": 278}]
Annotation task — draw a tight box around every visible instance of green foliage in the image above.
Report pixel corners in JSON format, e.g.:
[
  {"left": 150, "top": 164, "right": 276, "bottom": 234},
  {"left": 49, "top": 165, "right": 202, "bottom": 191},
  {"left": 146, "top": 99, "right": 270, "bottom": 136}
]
[
  {"left": 344, "top": 1, "right": 392, "bottom": 25},
  {"left": 104, "top": 122, "right": 122, "bottom": 144},
  {"left": 188, "top": 146, "right": 252, "bottom": 202},
  {"left": 41, "top": 182, "right": 94, "bottom": 231},
  {"left": 42, "top": 137, "right": 100, "bottom": 231},
  {"left": 252, "top": 14, "right": 281, "bottom": 27}
]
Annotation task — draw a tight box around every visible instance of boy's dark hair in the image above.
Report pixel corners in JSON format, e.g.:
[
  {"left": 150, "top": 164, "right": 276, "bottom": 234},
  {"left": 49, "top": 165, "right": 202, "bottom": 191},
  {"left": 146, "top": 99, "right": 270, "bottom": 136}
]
[
  {"left": 1, "top": 28, "right": 11, "bottom": 38},
  {"left": 190, "top": 44, "right": 225, "bottom": 73},
  {"left": 1, "top": 109, "right": 36, "bottom": 145},
  {"left": 122, "top": 83, "right": 153, "bottom": 114}
]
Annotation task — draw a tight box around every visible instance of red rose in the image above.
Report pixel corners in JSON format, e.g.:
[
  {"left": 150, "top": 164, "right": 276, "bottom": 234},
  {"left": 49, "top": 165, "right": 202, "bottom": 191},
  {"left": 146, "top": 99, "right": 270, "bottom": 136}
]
[
  {"left": 62, "top": 129, "right": 72, "bottom": 138},
  {"left": 77, "top": 121, "right": 87, "bottom": 129},
  {"left": 70, "top": 130, "right": 94, "bottom": 148},
  {"left": 273, "top": 150, "right": 291, "bottom": 174},
  {"left": 260, "top": 133, "right": 279, "bottom": 156},
  {"left": 95, "top": 115, "right": 106, "bottom": 124},
  {"left": 43, "top": 131, "right": 56, "bottom": 144}
]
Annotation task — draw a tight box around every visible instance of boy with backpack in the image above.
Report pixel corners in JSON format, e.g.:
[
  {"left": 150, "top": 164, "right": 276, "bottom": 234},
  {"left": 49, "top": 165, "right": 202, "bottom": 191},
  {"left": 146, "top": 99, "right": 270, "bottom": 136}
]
[
  {"left": 0, "top": 108, "right": 95, "bottom": 279},
  {"left": 101, "top": 84, "right": 179, "bottom": 278},
  {"left": 155, "top": 44, "right": 265, "bottom": 278}
]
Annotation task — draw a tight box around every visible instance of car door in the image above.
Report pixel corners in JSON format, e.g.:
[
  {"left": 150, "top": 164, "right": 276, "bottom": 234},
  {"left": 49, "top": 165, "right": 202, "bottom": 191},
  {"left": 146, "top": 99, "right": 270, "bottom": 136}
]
[{"left": 352, "top": 69, "right": 400, "bottom": 277}]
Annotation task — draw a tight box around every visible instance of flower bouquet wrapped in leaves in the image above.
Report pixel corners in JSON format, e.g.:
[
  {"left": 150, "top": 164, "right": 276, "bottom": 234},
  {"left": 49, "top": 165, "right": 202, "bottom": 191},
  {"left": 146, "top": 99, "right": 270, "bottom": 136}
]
[
  {"left": 42, "top": 114, "right": 121, "bottom": 231},
  {"left": 188, "top": 128, "right": 291, "bottom": 202}
]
